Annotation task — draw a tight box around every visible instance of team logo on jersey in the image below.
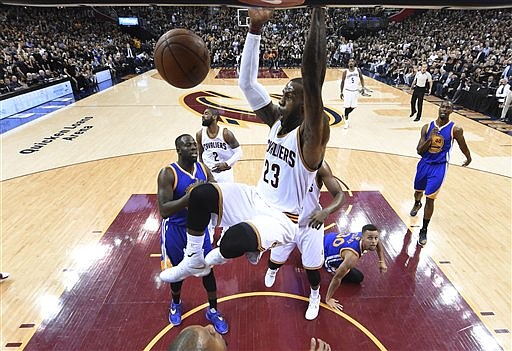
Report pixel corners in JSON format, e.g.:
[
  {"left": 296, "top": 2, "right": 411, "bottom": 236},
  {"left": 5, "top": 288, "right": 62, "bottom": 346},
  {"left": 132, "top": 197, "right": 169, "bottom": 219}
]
[
  {"left": 181, "top": 90, "right": 343, "bottom": 127},
  {"left": 429, "top": 133, "right": 445, "bottom": 154}
]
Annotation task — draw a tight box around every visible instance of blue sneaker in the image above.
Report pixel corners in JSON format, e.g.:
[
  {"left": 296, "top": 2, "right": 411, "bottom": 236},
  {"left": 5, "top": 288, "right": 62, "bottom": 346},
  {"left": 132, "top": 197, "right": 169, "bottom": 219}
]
[
  {"left": 206, "top": 308, "right": 229, "bottom": 334},
  {"left": 169, "top": 302, "right": 182, "bottom": 326}
]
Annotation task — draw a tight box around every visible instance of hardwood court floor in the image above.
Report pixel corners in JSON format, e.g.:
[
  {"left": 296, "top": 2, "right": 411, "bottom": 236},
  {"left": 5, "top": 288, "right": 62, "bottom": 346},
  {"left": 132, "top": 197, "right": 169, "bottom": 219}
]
[{"left": 1, "top": 69, "right": 510, "bottom": 350}]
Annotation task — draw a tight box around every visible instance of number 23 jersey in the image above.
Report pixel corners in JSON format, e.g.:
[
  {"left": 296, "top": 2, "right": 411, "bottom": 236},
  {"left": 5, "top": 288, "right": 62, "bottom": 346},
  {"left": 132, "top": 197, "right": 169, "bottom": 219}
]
[{"left": 256, "top": 119, "right": 317, "bottom": 217}]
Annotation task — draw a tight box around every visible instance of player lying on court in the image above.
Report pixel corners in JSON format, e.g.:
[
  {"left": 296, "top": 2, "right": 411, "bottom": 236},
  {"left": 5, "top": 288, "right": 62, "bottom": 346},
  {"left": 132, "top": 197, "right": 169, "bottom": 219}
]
[
  {"left": 324, "top": 224, "right": 387, "bottom": 311},
  {"left": 159, "top": 7, "right": 331, "bottom": 284}
]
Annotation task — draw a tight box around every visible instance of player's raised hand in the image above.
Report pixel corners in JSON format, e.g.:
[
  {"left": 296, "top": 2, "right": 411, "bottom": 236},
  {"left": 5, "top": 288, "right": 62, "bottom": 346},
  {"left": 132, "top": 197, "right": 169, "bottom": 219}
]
[
  {"left": 326, "top": 297, "right": 343, "bottom": 311},
  {"left": 248, "top": 8, "right": 274, "bottom": 28},
  {"left": 212, "top": 162, "right": 231, "bottom": 173},
  {"left": 309, "top": 338, "right": 331, "bottom": 351},
  {"left": 308, "top": 209, "right": 329, "bottom": 229},
  {"left": 379, "top": 261, "right": 388, "bottom": 273}
]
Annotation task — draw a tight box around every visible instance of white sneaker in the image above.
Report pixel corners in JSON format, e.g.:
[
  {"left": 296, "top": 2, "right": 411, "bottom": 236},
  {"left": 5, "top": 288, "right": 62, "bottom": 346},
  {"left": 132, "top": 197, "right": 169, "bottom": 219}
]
[
  {"left": 305, "top": 294, "right": 321, "bottom": 320},
  {"left": 264, "top": 268, "right": 279, "bottom": 287},
  {"left": 344, "top": 118, "right": 350, "bottom": 129},
  {"left": 160, "top": 252, "right": 210, "bottom": 283},
  {"left": 245, "top": 251, "right": 262, "bottom": 265},
  {"left": 205, "top": 248, "right": 228, "bottom": 266}
]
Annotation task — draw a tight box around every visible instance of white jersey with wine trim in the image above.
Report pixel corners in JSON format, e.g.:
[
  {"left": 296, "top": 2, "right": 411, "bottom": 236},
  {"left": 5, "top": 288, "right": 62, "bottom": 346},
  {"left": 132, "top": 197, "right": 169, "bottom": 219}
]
[{"left": 256, "top": 120, "right": 317, "bottom": 219}]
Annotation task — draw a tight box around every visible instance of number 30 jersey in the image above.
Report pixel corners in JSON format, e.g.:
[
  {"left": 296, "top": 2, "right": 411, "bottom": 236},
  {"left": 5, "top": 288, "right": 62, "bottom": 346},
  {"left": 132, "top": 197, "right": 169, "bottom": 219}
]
[{"left": 256, "top": 119, "right": 317, "bottom": 220}]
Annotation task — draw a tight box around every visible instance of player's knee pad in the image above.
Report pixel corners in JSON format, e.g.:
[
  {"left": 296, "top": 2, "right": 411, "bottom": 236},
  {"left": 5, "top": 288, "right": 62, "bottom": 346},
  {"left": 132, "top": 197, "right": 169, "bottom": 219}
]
[
  {"left": 220, "top": 222, "right": 259, "bottom": 258},
  {"left": 305, "top": 269, "right": 321, "bottom": 287},
  {"left": 187, "top": 183, "right": 219, "bottom": 232},
  {"left": 343, "top": 267, "right": 364, "bottom": 284}
]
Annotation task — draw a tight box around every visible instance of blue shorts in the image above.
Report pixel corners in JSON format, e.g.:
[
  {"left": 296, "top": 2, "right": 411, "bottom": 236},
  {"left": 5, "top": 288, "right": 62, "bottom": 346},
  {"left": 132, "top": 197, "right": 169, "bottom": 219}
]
[
  {"left": 160, "top": 218, "right": 212, "bottom": 267},
  {"left": 413, "top": 158, "right": 448, "bottom": 199}
]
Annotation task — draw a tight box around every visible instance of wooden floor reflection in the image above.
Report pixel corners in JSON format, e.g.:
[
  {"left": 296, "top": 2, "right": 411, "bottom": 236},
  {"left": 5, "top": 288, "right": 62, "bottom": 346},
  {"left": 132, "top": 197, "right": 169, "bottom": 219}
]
[{"left": 1, "top": 69, "right": 510, "bottom": 350}]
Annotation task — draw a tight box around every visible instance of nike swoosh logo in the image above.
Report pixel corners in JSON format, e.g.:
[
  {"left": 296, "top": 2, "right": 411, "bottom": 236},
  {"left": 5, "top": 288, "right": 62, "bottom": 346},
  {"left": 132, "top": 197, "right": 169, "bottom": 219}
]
[{"left": 187, "top": 252, "right": 196, "bottom": 257}]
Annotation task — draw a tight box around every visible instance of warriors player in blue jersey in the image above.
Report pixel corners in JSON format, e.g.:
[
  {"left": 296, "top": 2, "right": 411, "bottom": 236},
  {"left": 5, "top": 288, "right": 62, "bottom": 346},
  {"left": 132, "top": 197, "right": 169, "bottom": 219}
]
[
  {"left": 159, "top": 7, "right": 331, "bottom": 285},
  {"left": 157, "top": 134, "right": 228, "bottom": 334},
  {"left": 409, "top": 101, "right": 471, "bottom": 246},
  {"left": 324, "top": 224, "right": 387, "bottom": 311}
]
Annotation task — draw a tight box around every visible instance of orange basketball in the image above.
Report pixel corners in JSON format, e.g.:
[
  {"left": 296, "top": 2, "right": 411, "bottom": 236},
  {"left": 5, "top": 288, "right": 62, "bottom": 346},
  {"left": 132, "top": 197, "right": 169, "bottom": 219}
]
[{"left": 154, "top": 29, "right": 210, "bottom": 89}]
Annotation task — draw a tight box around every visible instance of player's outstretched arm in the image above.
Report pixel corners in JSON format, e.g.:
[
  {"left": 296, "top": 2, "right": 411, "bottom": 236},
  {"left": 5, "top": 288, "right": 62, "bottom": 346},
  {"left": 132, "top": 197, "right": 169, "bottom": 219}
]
[
  {"left": 376, "top": 241, "right": 387, "bottom": 273},
  {"left": 325, "top": 250, "right": 358, "bottom": 311},
  {"left": 308, "top": 161, "right": 345, "bottom": 229},
  {"left": 301, "top": 7, "right": 329, "bottom": 170},
  {"left": 239, "top": 8, "right": 280, "bottom": 127}
]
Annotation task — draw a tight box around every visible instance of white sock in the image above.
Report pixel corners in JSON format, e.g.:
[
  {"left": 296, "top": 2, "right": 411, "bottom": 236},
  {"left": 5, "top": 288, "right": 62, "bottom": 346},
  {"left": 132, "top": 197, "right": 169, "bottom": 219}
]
[
  {"left": 185, "top": 233, "right": 205, "bottom": 256},
  {"left": 310, "top": 287, "right": 320, "bottom": 299}
]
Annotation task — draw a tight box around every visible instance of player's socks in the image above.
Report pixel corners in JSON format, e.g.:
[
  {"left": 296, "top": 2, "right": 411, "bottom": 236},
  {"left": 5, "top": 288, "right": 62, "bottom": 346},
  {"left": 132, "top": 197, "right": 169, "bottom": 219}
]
[{"left": 185, "top": 233, "right": 205, "bottom": 256}]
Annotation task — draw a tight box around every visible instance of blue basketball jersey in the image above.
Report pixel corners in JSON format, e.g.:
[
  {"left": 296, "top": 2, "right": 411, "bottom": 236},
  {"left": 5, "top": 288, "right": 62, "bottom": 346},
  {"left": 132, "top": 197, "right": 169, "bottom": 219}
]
[
  {"left": 422, "top": 121, "right": 455, "bottom": 164},
  {"left": 166, "top": 162, "right": 208, "bottom": 227},
  {"left": 160, "top": 161, "right": 211, "bottom": 268},
  {"left": 323, "top": 231, "right": 363, "bottom": 273}
]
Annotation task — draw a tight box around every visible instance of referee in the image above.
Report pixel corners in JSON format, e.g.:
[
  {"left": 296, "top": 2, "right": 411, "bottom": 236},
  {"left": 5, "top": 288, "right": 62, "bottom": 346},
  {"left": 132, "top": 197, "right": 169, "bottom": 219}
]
[{"left": 410, "top": 63, "right": 433, "bottom": 121}]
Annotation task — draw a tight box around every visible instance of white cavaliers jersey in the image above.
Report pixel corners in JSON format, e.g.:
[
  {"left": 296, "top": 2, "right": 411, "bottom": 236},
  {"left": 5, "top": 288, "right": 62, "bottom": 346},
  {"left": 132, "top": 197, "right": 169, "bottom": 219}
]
[
  {"left": 201, "top": 127, "right": 235, "bottom": 182},
  {"left": 256, "top": 120, "right": 317, "bottom": 221},
  {"left": 343, "top": 68, "right": 360, "bottom": 91},
  {"left": 298, "top": 177, "right": 321, "bottom": 228}
]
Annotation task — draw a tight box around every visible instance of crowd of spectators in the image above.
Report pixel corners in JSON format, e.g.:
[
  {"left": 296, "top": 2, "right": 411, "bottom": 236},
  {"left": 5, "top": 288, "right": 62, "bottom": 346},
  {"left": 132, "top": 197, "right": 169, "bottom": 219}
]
[
  {"left": 0, "top": 5, "right": 156, "bottom": 97},
  {"left": 1, "top": 5, "right": 511, "bottom": 118}
]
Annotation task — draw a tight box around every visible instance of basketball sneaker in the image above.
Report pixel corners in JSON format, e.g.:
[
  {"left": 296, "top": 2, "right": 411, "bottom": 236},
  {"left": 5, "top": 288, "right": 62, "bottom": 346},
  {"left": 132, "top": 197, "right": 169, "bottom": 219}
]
[
  {"left": 206, "top": 308, "right": 229, "bottom": 334},
  {"left": 205, "top": 248, "right": 228, "bottom": 266},
  {"left": 418, "top": 229, "right": 428, "bottom": 247},
  {"left": 305, "top": 294, "right": 321, "bottom": 320},
  {"left": 160, "top": 252, "right": 210, "bottom": 283},
  {"left": 264, "top": 268, "right": 279, "bottom": 288},
  {"left": 169, "top": 301, "right": 182, "bottom": 326},
  {"left": 409, "top": 201, "right": 422, "bottom": 216},
  {"left": 245, "top": 251, "right": 263, "bottom": 265}
]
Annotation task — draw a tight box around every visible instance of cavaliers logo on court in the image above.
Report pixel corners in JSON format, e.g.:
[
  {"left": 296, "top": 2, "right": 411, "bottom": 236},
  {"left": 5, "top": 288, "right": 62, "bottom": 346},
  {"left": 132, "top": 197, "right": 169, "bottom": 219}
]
[{"left": 181, "top": 90, "right": 344, "bottom": 127}]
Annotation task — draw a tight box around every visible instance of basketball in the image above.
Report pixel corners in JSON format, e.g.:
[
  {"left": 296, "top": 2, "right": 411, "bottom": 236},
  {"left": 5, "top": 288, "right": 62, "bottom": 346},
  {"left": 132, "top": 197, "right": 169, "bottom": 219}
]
[{"left": 154, "top": 29, "right": 210, "bottom": 89}]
